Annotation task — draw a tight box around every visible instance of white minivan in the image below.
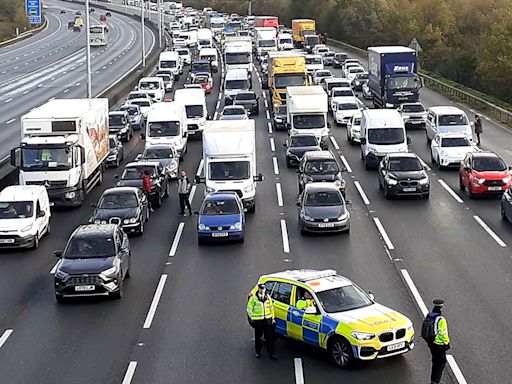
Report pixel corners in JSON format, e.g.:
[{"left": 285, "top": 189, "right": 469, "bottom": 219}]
[
  {"left": 425, "top": 106, "right": 472, "bottom": 143},
  {"left": 223, "top": 69, "right": 251, "bottom": 105},
  {"left": 144, "top": 102, "right": 188, "bottom": 158},
  {"left": 199, "top": 47, "right": 219, "bottom": 72},
  {"left": 0, "top": 185, "right": 51, "bottom": 249},
  {"left": 138, "top": 77, "right": 165, "bottom": 102},
  {"left": 360, "top": 109, "right": 409, "bottom": 169},
  {"left": 158, "top": 51, "right": 183, "bottom": 80},
  {"left": 174, "top": 88, "right": 208, "bottom": 139}
]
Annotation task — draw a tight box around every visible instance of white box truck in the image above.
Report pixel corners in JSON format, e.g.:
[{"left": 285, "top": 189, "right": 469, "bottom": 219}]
[
  {"left": 174, "top": 88, "right": 208, "bottom": 138},
  {"left": 286, "top": 86, "right": 330, "bottom": 149},
  {"left": 255, "top": 27, "right": 277, "bottom": 57},
  {"left": 197, "top": 120, "right": 263, "bottom": 212},
  {"left": 11, "top": 99, "right": 109, "bottom": 206},
  {"left": 224, "top": 36, "right": 253, "bottom": 79}
]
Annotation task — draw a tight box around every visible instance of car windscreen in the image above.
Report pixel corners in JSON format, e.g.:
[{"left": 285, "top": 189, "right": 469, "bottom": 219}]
[
  {"left": 0, "top": 202, "right": 33, "bottom": 219},
  {"left": 201, "top": 199, "right": 239, "bottom": 215},
  {"left": 160, "top": 60, "right": 177, "bottom": 68},
  {"left": 98, "top": 192, "right": 138, "bottom": 209},
  {"left": 316, "top": 71, "right": 331, "bottom": 78},
  {"left": 177, "top": 50, "right": 189, "bottom": 55},
  {"left": 209, "top": 161, "right": 250, "bottom": 180},
  {"left": 355, "top": 73, "right": 368, "bottom": 80},
  {"left": 402, "top": 104, "right": 425, "bottom": 113},
  {"left": 332, "top": 90, "right": 353, "bottom": 97},
  {"left": 316, "top": 285, "right": 372, "bottom": 313},
  {"left": 225, "top": 79, "right": 248, "bottom": 89},
  {"left": 139, "top": 81, "right": 161, "bottom": 90},
  {"left": 368, "top": 128, "right": 405, "bottom": 145},
  {"left": 279, "top": 38, "right": 292, "bottom": 44},
  {"left": 225, "top": 53, "right": 250, "bottom": 65},
  {"left": 143, "top": 148, "right": 174, "bottom": 159},
  {"left": 185, "top": 105, "right": 204, "bottom": 118},
  {"left": 388, "top": 157, "right": 423, "bottom": 171},
  {"left": 64, "top": 236, "right": 115, "bottom": 259},
  {"left": 305, "top": 191, "right": 342, "bottom": 206},
  {"left": 120, "top": 106, "right": 139, "bottom": 115},
  {"left": 130, "top": 100, "right": 150, "bottom": 107},
  {"left": 109, "top": 115, "right": 125, "bottom": 125},
  {"left": 334, "top": 53, "right": 347, "bottom": 61},
  {"left": 21, "top": 147, "right": 72, "bottom": 169},
  {"left": 277, "top": 105, "right": 287, "bottom": 115},
  {"left": 290, "top": 136, "right": 317, "bottom": 147},
  {"left": 352, "top": 118, "right": 361, "bottom": 126},
  {"left": 192, "top": 62, "right": 210, "bottom": 71},
  {"left": 148, "top": 121, "right": 180, "bottom": 137},
  {"left": 441, "top": 137, "right": 471, "bottom": 147},
  {"left": 337, "top": 103, "right": 358, "bottom": 111},
  {"left": 156, "top": 74, "right": 171, "bottom": 82},
  {"left": 128, "top": 93, "right": 146, "bottom": 100},
  {"left": 235, "top": 93, "right": 256, "bottom": 101},
  {"left": 122, "top": 166, "right": 155, "bottom": 179},
  {"left": 305, "top": 160, "right": 339, "bottom": 174},
  {"left": 306, "top": 57, "right": 322, "bottom": 65},
  {"left": 349, "top": 67, "right": 364, "bottom": 74},
  {"left": 439, "top": 114, "right": 468, "bottom": 126},
  {"left": 324, "top": 52, "right": 335, "bottom": 58},
  {"left": 89, "top": 26, "right": 104, "bottom": 34},
  {"left": 293, "top": 114, "right": 325, "bottom": 129},
  {"left": 223, "top": 107, "right": 245, "bottom": 115},
  {"left": 473, "top": 157, "right": 507, "bottom": 172}
]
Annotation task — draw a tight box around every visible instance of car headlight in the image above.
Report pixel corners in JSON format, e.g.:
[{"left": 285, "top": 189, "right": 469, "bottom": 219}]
[
  {"left": 439, "top": 149, "right": 448, "bottom": 157},
  {"left": 385, "top": 175, "right": 398, "bottom": 185},
  {"left": 121, "top": 127, "right": 128, "bottom": 133},
  {"left": 243, "top": 184, "right": 254, "bottom": 193},
  {"left": 233, "top": 222, "right": 242, "bottom": 230},
  {"left": 55, "top": 268, "right": 68, "bottom": 279},
  {"left": 503, "top": 176, "right": 511, "bottom": 183},
  {"left": 129, "top": 217, "right": 138, "bottom": 223},
  {"left": 355, "top": 80, "right": 360, "bottom": 85},
  {"left": 334, "top": 180, "right": 341, "bottom": 187},
  {"left": 419, "top": 177, "right": 429, "bottom": 185},
  {"left": 94, "top": 219, "right": 102, "bottom": 224},
  {"left": 123, "top": 219, "right": 130, "bottom": 224},
  {"left": 350, "top": 331, "right": 376, "bottom": 340},
  {"left": 65, "top": 191, "right": 76, "bottom": 199},
  {"left": 474, "top": 177, "right": 485, "bottom": 184},
  {"left": 198, "top": 223, "right": 206, "bottom": 230},
  {"left": 206, "top": 187, "right": 215, "bottom": 193},
  {"left": 100, "top": 262, "right": 119, "bottom": 279},
  {"left": 301, "top": 213, "right": 314, "bottom": 222},
  {"left": 337, "top": 213, "right": 349, "bottom": 221},
  {"left": 21, "top": 224, "right": 33, "bottom": 233},
  {"left": 275, "top": 118, "right": 282, "bottom": 123}
]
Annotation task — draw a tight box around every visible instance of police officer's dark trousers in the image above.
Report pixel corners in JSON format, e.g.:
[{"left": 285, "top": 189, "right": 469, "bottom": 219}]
[
  {"left": 429, "top": 343, "right": 447, "bottom": 384},
  {"left": 254, "top": 319, "right": 274, "bottom": 356}
]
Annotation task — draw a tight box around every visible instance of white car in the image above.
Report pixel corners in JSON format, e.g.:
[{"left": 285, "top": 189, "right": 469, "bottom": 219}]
[
  {"left": 398, "top": 102, "right": 428, "bottom": 128},
  {"left": 312, "top": 44, "right": 328, "bottom": 55},
  {"left": 332, "top": 96, "right": 360, "bottom": 126},
  {"left": 219, "top": 105, "right": 248, "bottom": 120},
  {"left": 330, "top": 87, "right": 355, "bottom": 111},
  {"left": 347, "top": 111, "right": 362, "bottom": 145},
  {"left": 362, "top": 81, "right": 373, "bottom": 100},
  {"left": 155, "top": 73, "right": 174, "bottom": 92},
  {"left": 346, "top": 66, "right": 365, "bottom": 82},
  {"left": 431, "top": 133, "right": 478, "bottom": 169},
  {"left": 126, "top": 98, "right": 153, "bottom": 120},
  {"left": 168, "top": 22, "right": 180, "bottom": 30},
  {"left": 173, "top": 38, "right": 187, "bottom": 48},
  {"left": 313, "top": 69, "right": 333, "bottom": 85},
  {"left": 176, "top": 48, "right": 191, "bottom": 65}
]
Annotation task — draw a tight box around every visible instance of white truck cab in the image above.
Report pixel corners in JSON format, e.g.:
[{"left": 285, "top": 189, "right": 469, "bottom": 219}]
[
  {"left": 138, "top": 77, "right": 165, "bottom": 102},
  {"left": 174, "top": 88, "right": 208, "bottom": 138},
  {"left": 159, "top": 51, "right": 183, "bottom": 80}
]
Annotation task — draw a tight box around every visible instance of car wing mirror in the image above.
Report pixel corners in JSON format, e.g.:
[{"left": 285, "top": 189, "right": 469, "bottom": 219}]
[
  {"left": 114, "top": 174, "right": 120, "bottom": 179},
  {"left": 195, "top": 175, "right": 206, "bottom": 184},
  {"left": 54, "top": 250, "right": 62, "bottom": 258},
  {"left": 360, "top": 137, "right": 366, "bottom": 144},
  {"left": 368, "top": 291, "right": 375, "bottom": 301},
  {"left": 407, "top": 136, "right": 412, "bottom": 145},
  {"left": 253, "top": 173, "right": 264, "bottom": 182},
  {"left": 295, "top": 201, "right": 301, "bottom": 207},
  {"left": 193, "top": 210, "right": 200, "bottom": 215},
  {"left": 91, "top": 203, "right": 97, "bottom": 208},
  {"left": 135, "top": 154, "right": 142, "bottom": 161}
]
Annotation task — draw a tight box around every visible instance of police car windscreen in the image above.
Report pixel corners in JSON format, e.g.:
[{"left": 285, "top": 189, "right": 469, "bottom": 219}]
[{"left": 316, "top": 285, "right": 372, "bottom": 313}]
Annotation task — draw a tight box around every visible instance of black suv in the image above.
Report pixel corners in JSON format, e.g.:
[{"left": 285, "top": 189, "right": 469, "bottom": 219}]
[
  {"left": 284, "top": 133, "right": 321, "bottom": 168},
  {"left": 109, "top": 111, "right": 133, "bottom": 142},
  {"left": 273, "top": 104, "right": 288, "bottom": 131},
  {"left": 333, "top": 53, "right": 348, "bottom": 68},
  {"left": 233, "top": 91, "right": 259, "bottom": 115},
  {"left": 116, "top": 161, "right": 169, "bottom": 208},
  {"left": 297, "top": 151, "right": 346, "bottom": 197},
  {"left": 378, "top": 153, "right": 430, "bottom": 199},
  {"left": 54, "top": 224, "right": 131, "bottom": 302}
]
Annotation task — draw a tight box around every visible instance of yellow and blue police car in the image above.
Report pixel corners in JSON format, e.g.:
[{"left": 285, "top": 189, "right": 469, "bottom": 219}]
[{"left": 248, "top": 269, "right": 415, "bottom": 368}]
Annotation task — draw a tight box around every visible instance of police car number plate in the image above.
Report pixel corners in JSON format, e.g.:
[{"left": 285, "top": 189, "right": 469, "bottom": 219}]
[
  {"left": 212, "top": 232, "right": 228, "bottom": 237},
  {"left": 318, "top": 223, "right": 335, "bottom": 228},
  {"left": 75, "top": 285, "right": 95, "bottom": 292},
  {"left": 387, "top": 342, "right": 405, "bottom": 352}
]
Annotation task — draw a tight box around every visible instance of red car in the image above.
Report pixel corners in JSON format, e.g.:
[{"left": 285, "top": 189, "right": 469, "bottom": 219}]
[
  {"left": 100, "top": 14, "right": 107, "bottom": 21},
  {"left": 459, "top": 151, "right": 512, "bottom": 197},
  {"left": 192, "top": 74, "right": 212, "bottom": 94}
]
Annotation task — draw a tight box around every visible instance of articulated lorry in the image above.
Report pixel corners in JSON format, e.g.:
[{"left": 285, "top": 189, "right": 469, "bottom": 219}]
[
  {"left": 368, "top": 46, "right": 422, "bottom": 108},
  {"left": 197, "top": 120, "right": 263, "bottom": 212},
  {"left": 267, "top": 51, "right": 308, "bottom": 107},
  {"left": 11, "top": 99, "right": 109, "bottom": 206}
]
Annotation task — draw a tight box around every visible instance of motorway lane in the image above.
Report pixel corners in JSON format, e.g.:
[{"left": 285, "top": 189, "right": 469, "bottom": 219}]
[{"left": 0, "top": 0, "right": 155, "bottom": 158}]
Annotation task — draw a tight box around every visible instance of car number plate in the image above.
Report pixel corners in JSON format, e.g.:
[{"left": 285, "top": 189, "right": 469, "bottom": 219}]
[
  {"left": 488, "top": 186, "right": 502, "bottom": 191},
  {"left": 212, "top": 232, "right": 228, "bottom": 237},
  {"left": 0, "top": 239, "right": 14, "bottom": 244},
  {"left": 403, "top": 187, "right": 416, "bottom": 192},
  {"left": 318, "top": 223, "right": 335, "bottom": 228},
  {"left": 410, "top": 120, "right": 422, "bottom": 124},
  {"left": 75, "top": 285, "right": 95, "bottom": 292},
  {"left": 387, "top": 342, "right": 405, "bottom": 351}
]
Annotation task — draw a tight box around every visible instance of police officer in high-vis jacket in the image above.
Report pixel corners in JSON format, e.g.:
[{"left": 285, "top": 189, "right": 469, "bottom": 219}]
[
  {"left": 427, "top": 299, "right": 450, "bottom": 384},
  {"left": 246, "top": 284, "right": 277, "bottom": 359}
]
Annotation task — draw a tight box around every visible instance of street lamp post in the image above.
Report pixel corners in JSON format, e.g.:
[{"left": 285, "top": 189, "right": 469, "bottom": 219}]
[
  {"left": 157, "top": 0, "right": 162, "bottom": 48},
  {"left": 85, "top": 0, "right": 92, "bottom": 97},
  {"left": 141, "top": 0, "right": 146, "bottom": 67}
]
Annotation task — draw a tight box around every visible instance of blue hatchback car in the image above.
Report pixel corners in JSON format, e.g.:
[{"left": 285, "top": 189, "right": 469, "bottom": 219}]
[{"left": 197, "top": 192, "right": 245, "bottom": 244}]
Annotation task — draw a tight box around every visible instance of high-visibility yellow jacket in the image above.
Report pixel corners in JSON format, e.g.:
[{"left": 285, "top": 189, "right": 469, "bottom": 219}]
[{"left": 247, "top": 294, "right": 275, "bottom": 321}]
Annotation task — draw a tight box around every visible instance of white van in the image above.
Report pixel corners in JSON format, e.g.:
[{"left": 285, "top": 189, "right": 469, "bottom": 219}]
[
  {"left": 0, "top": 185, "right": 51, "bottom": 249},
  {"left": 278, "top": 33, "right": 293, "bottom": 50},
  {"left": 138, "top": 77, "right": 165, "bottom": 102},
  {"left": 425, "top": 106, "right": 472, "bottom": 142},
  {"left": 223, "top": 69, "right": 250, "bottom": 105},
  {"left": 199, "top": 47, "right": 219, "bottom": 72},
  {"left": 159, "top": 51, "right": 183, "bottom": 80},
  {"left": 174, "top": 88, "right": 208, "bottom": 139},
  {"left": 197, "top": 28, "right": 213, "bottom": 49},
  {"left": 144, "top": 102, "right": 188, "bottom": 158},
  {"left": 360, "top": 109, "right": 409, "bottom": 169},
  {"left": 305, "top": 54, "right": 323, "bottom": 75}
]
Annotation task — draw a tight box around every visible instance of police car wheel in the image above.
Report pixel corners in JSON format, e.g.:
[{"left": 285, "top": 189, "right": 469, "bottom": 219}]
[{"left": 328, "top": 337, "right": 353, "bottom": 368}]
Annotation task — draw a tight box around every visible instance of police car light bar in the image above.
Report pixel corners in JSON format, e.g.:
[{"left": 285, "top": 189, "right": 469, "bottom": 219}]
[{"left": 296, "top": 269, "right": 337, "bottom": 282}]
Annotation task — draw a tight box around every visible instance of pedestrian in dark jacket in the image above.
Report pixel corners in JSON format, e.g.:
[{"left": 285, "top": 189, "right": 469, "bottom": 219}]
[
  {"left": 142, "top": 170, "right": 154, "bottom": 212},
  {"left": 474, "top": 114, "right": 483, "bottom": 145},
  {"left": 177, "top": 170, "right": 192, "bottom": 216}
]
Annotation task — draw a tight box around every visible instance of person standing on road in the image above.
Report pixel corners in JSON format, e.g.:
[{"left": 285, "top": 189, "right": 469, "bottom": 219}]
[
  {"left": 422, "top": 299, "right": 450, "bottom": 384},
  {"left": 142, "top": 170, "right": 154, "bottom": 212},
  {"left": 246, "top": 284, "right": 277, "bottom": 360},
  {"left": 474, "top": 114, "right": 483, "bottom": 145},
  {"left": 177, "top": 170, "right": 192, "bottom": 216}
]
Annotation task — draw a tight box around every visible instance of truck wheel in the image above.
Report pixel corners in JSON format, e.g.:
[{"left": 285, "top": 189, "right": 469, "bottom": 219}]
[
  {"left": 328, "top": 336, "right": 353, "bottom": 368},
  {"left": 110, "top": 281, "right": 123, "bottom": 300}
]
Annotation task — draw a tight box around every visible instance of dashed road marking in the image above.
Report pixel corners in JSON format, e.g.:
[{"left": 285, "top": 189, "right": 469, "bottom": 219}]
[
  {"left": 121, "top": 361, "right": 138, "bottom": 384},
  {"left": 294, "top": 358, "right": 304, "bottom": 384},
  {"left": 266, "top": 110, "right": 270, "bottom": 120},
  {"left": 447, "top": 355, "right": 469, "bottom": 384},
  {"left": 196, "top": 159, "right": 204, "bottom": 177},
  {"left": 340, "top": 155, "right": 352, "bottom": 173},
  {"left": 267, "top": 121, "right": 273, "bottom": 134},
  {"left": 0, "top": 329, "right": 13, "bottom": 350},
  {"left": 354, "top": 181, "right": 370, "bottom": 205},
  {"left": 373, "top": 218, "right": 395, "bottom": 250},
  {"left": 473, "top": 215, "right": 506, "bottom": 247},
  {"left": 168, "top": 222, "right": 185, "bottom": 257},
  {"left": 270, "top": 137, "right": 275, "bottom": 152},
  {"left": 276, "top": 183, "right": 283, "bottom": 207},
  {"left": 329, "top": 136, "right": 339, "bottom": 150},
  {"left": 438, "top": 179, "right": 463, "bottom": 203},
  {"left": 143, "top": 274, "right": 168, "bottom": 329},
  {"left": 272, "top": 156, "right": 279, "bottom": 175},
  {"left": 400, "top": 269, "right": 428, "bottom": 316},
  {"left": 5, "top": 118, "right": 15, "bottom": 124},
  {"left": 280, "top": 219, "right": 290, "bottom": 253}
]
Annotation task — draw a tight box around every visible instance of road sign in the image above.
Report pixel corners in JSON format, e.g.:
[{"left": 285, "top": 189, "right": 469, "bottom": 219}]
[
  {"left": 26, "top": 0, "right": 41, "bottom": 23},
  {"left": 409, "top": 38, "right": 423, "bottom": 53}
]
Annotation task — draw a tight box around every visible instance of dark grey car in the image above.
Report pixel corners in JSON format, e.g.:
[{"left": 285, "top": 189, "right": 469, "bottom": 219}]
[
  {"left": 109, "top": 111, "right": 133, "bottom": 142},
  {"left": 273, "top": 104, "right": 288, "bottom": 131},
  {"left": 284, "top": 133, "right": 321, "bottom": 168},
  {"left": 378, "top": 153, "right": 430, "bottom": 199},
  {"left": 297, "top": 151, "right": 346, "bottom": 197},
  {"left": 234, "top": 91, "right": 259, "bottom": 115}
]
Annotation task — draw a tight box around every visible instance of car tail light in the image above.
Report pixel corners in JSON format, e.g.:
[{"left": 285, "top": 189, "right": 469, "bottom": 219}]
[{"left": 164, "top": 99, "right": 173, "bottom": 102}]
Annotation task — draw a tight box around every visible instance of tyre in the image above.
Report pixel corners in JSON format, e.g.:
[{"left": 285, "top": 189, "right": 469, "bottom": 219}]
[
  {"left": 111, "top": 281, "right": 123, "bottom": 299},
  {"left": 197, "top": 237, "right": 205, "bottom": 245},
  {"left": 138, "top": 220, "right": 144, "bottom": 236},
  {"left": 46, "top": 222, "right": 51, "bottom": 235},
  {"left": 384, "top": 188, "right": 390, "bottom": 199},
  {"left": 501, "top": 206, "right": 508, "bottom": 221},
  {"left": 378, "top": 179, "right": 383, "bottom": 190},
  {"left": 55, "top": 294, "right": 66, "bottom": 304},
  {"left": 360, "top": 150, "right": 364, "bottom": 161},
  {"left": 116, "top": 156, "right": 121, "bottom": 168},
  {"left": 424, "top": 192, "right": 430, "bottom": 199},
  {"left": 286, "top": 159, "right": 292, "bottom": 168},
  {"left": 248, "top": 203, "right": 256, "bottom": 213},
  {"left": 459, "top": 177, "right": 465, "bottom": 191},
  {"left": 328, "top": 337, "right": 354, "bottom": 368},
  {"left": 466, "top": 186, "right": 474, "bottom": 199}
]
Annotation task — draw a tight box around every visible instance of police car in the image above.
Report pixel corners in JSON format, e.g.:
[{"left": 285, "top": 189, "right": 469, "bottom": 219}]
[{"left": 248, "top": 269, "right": 414, "bottom": 368}]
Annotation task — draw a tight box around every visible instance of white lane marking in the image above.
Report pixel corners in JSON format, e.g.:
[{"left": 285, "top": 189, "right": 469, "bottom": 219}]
[
  {"left": 340, "top": 155, "right": 352, "bottom": 173},
  {"left": 473, "top": 215, "right": 507, "bottom": 247},
  {"left": 447, "top": 355, "right": 469, "bottom": 384},
  {"left": 196, "top": 159, "right": 204, "bottom": 177},
  {"left": 294, "top": 358, "right": 304, "bottom": 384},
  {"left": 262, "top": 92, "right": 266, "bottom": 99},
  {"left": 266, "top": 110, "right": 270, "bottom": 120},
  {"left": 400, "top": 269, "right": 428, "bottom": 316},
  {"left": 122, "top": 361, "right": 138, "bottom": 384},
  {"left": 270, "top": 137, "right": 275, "bottom": 152},
  {"left": 354, "top": 181, "right": 370, "bottom": 205},
  {"left": 63, "top": 89, "right": 69, "bottom": 93},
  {"left": 168, "top": 222, "right": 185, "bottom": 257},
  {"left": 276, "top": 183, "right": 283, "bottom": 207},
  {"left": 373, "top": 218, "right": 395, "bottom": 250},
  {"left": 267, "top": 121, "right": 273, "bottom": 134},
  {"left": 213, "top": 111, "right": 218, "bottom": 120},
  {"left": 4, "top": 98, "right": 12, "bottom": 103},
  {"left": 5, "top": 118, "right": 15, "bottom": 124},
  {"left": 264, "top": 99, "right": 268, "bottom": 109},
  {"left": 49, "top": 261, "right": 59, "bottom": 274},
  {"left": 438, "top": 179, "right": 463, "bottom": 203},
  {"left": 188, "top": 185, "right": 196, "bottom": 203},
  {"left": 272, "top": 157, "right": 279, "bottom": 175},
  {"left": 280, "top": 219, "right": 290, "bottom": 253},
  {"left": 0, "top": 329, "right": 13, "bottom": 350},
  {"left": 219, "top": 92, "right": 223, "bottom": 99},
  {"left": 143, "top": 274, "right": 168, "bottom": 329},
  {"left": 22, "top": 90, "right": 29, "bottom": 94},
  {"left": 329, "top": 136, "right": 339, "bottom": 150}
]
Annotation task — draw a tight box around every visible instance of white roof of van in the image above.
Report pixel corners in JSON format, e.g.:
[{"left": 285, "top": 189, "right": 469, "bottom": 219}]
[
  {"left": 148, "top": 102, "right": 184, "bottom": 119},
  {"left": 363, "top": 109, "right": 404, "bottom": 127},
  {"left": 22, "top": 99, "right": 106, "bottom": 120},
  {"left": 0, "top": 185, "right": 46, "bottom": 202},
  {"left": 159, "top": 51, "right": 179, "bottom": 59},
  {"left": 428, "top": 106, "right": 466, "bottom": 115},
  {"left": 225, "top": 69, "right": 249, "bottom": 79},
  {"left": 287, "top": 85, "right": 324, "bottom": 96},
  {"left": 368, "top": 46, "right": 415, "bottom": 54},
  {"left": 139, "top": 76, "right": 163, "bottom": 82}
]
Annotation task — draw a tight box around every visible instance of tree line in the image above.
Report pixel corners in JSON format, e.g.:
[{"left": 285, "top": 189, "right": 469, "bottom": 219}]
[
  {"left": 184, "top": 0, "right": 512, "bottom": 105},
  {"left": 0, "top": 0, "right": 37, "bottom": 41}
]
